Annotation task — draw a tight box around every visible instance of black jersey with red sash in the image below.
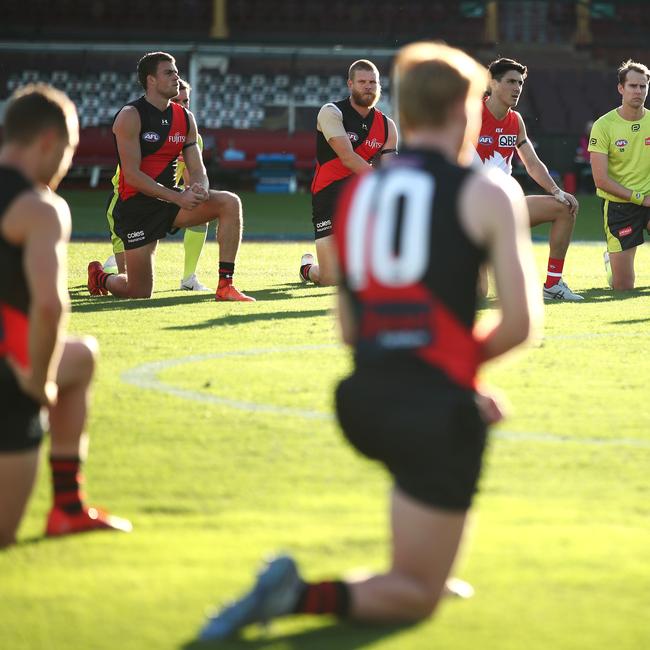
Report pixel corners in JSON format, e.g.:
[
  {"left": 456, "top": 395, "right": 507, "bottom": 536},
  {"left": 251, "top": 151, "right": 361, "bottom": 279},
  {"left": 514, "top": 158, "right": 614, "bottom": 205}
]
[
  {"left": 0, "top": 166, "right": 33, "bottom": 369},
  {"left": 311, "top": 98, "right": 388, "bottom": 196},
  {"left": 334, "top": 149, "right": 486, "bottom": 389},
  {"left": 115, "top": 96, "right": 190, "bottom": 201}
]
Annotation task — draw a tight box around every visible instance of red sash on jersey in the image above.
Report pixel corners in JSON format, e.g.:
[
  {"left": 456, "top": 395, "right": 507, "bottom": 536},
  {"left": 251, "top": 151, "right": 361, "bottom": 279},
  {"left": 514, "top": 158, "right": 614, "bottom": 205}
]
[
  {"left": 311, "top": 108, "right": 386, "bottom": 195},
  {"left": 0, "top": 303, "right": 29, "bottom": 369},
  {"left": 118, "top": 101, "right": 188, "bottom": 200}
]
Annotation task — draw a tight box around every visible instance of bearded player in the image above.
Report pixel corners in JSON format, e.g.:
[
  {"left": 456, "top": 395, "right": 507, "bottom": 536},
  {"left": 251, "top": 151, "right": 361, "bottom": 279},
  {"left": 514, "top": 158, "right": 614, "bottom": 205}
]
[
  {"left": 299, "top": 59, "right": 398, "bottom": 286},
  {"left": 475, "top": 58, "right": 583, "bottom": 301}
]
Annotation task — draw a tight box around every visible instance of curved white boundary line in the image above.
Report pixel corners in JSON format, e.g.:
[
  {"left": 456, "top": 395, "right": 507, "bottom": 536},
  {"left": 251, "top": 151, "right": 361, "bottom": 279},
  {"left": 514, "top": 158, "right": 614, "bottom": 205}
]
[{"left": 121, "top": 345, "right": 650, "bottom": 449}]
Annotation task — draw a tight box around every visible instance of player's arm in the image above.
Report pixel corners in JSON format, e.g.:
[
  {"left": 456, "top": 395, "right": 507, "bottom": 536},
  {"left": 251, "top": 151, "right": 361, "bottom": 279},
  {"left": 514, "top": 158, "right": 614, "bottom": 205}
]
[
  {"left": 3, "top": 193, "right": 70, "bottom": 405},
  {"left": 590, "top": 152, "right": 650, "bottom": 206},
  {"left": 181, "top": 113, "right": 209, "bottom": 199},
  {"left": 113, "top": 106, "right": 200, "bottom": 209},
  {"left": 460, "top": 171, "right": 542, "bottom": 361},
  {"left": 379, "top": 117, "right": 399, "bottom": 160},
  {"left": 328, "top": 135, "right": 373, "bottom": 173},
  {"left": 337, "top": 288, "right": 357, "bottom": 345},
  {"left": 318, "top": 104, "right": 372, "bottom": 174},
  {"left": 516, "top": 114, "right": 578, "bottom": 214}
]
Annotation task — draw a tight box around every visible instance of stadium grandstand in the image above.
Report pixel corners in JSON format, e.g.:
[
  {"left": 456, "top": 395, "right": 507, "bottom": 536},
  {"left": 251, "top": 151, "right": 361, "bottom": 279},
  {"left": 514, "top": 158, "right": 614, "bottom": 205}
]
[{"left": 1, "top": 0, "right": 648, "bottom": 188}]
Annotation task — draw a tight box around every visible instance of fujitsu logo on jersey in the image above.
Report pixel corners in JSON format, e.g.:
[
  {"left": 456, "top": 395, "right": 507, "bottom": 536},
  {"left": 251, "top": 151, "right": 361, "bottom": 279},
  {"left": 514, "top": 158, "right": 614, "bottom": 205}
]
[
  {"left": 365, "top": 137, "right": 382, "bottom": 149},
  {"left": 168, "top": 132, "right": 186, "bottom": 145}
]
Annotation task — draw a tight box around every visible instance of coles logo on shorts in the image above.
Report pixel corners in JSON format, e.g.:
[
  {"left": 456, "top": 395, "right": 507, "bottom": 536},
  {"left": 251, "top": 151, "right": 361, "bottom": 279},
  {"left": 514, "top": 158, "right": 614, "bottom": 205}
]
[
  {"left": 618, "top": 226, "right": 633, "bottom": 237},
  {"left": 478, "top": 135, "right": 493, "bottom": 145},
  {"left": 615, "top": 139, "right": 628, "bottom": 147},
  {"left": 142, "top": 131, "right": 160, "bottom": 143},
  {"left": 127, "top": 230, "right": 145, "bottom": 242},
  {"left": 347, "top": 132, "right": 359, "bottom": 143}
]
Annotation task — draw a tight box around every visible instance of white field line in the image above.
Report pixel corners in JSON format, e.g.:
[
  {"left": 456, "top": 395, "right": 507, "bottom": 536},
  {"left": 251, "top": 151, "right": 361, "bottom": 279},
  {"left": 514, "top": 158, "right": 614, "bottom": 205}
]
[{"left": 120, "top": 344, "right": 650, "bottom": 449}]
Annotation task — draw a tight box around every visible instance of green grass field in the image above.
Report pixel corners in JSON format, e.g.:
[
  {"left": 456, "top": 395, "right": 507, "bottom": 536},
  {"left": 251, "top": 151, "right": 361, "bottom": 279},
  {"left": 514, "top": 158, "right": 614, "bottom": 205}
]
[{"left": 1, "top": 204, "right": 649, "bottom": 649}]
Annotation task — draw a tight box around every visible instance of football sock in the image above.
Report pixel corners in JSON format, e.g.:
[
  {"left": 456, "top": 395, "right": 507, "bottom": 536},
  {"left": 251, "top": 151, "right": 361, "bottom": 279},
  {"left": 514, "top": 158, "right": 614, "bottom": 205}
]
[
  {"left": 219, "top": 262, "right": 235, "bottom": 283},
  {"left": 182, "top": 225, "right": 208, "bottom": 281},
  {"left": 293, "top": 580, "right": 351, "bottom": 617},
  {"left": 545, "top": 257, "right": 565, "bottom": 288},
  {"left": 300, "top": 263, "right": 313, "bottom": 282},
  {"left": 96, "top": 270, "right": 114, "bottom": 289},
  {"left": 50, "top": 456, "right": 84, "bottom": 514}
]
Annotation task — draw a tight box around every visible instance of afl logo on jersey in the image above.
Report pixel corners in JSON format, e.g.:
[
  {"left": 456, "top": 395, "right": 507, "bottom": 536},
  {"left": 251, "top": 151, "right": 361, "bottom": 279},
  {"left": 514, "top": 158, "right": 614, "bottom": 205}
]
[
  {"left": 347, "top": 132, "right": 359, "bottom": 143},
  {"left": 498, "top": 135, "right": 517, "bottom": 147},
  {"left": 142, "top": 131, "right": 160, "bottom": 143},
  {"left": 478, "top": 135, "right": 493, "bottom": 145},
  {"left": 615, "top": 139, "right": 628, "bottom": 147}
]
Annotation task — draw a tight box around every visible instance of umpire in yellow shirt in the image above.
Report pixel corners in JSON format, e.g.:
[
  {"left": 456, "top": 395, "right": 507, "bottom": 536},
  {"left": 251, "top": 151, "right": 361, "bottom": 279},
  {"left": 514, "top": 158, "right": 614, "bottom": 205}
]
[{"left": 589, "top": 59, "right": 650, "bottom": 290}]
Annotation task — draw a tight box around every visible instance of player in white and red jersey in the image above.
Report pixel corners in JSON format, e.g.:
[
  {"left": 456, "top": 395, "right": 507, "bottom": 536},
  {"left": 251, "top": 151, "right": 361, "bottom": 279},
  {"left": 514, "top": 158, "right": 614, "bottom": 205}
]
[{"left": 475, "top": 58, "right": 583, "bottom": 301}]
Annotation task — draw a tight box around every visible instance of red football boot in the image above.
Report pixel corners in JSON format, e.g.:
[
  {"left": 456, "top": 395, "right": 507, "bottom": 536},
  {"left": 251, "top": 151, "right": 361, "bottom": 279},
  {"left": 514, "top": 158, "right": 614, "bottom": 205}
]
[
  {"left": 45, "top": 506, "right": 132, "bottom": 537},
  {"left": 87, "top": 261, "right": 108, "bottom": 296},
  {"left": 215, "top": 280, "right": 255, "bottom": 302}
]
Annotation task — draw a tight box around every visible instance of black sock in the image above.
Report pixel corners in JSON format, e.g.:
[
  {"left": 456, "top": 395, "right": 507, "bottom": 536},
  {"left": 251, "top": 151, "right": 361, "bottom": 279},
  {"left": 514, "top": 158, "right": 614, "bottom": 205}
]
[
  {"left": 219, "top": 262, "right": 235, "bottom": 280},
  {"left": 300, "top": 263, "right": 312, "bottom": 282},
  {"left": 50, "top": 456, "right": 84, "bottom": 514},
  {"left": 293, "top": 580, "right": 351, "bottom": 617}
]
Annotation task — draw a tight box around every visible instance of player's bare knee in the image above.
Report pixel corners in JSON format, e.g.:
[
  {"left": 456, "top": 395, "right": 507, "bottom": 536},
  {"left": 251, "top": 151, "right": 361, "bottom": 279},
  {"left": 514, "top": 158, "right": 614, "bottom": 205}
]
[{"left": 216, "top": 191, "right": 242, "bottom": 220}]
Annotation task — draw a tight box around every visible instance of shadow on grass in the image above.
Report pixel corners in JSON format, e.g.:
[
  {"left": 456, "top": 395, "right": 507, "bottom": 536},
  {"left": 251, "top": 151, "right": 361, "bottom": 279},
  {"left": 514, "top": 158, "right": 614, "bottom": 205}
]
[
  {"left": 544, "top": 285, "right": 650, "bottom": 305},
  {"left": 182, "top": 620, "right": 410, "bottom": 650},
  {"left": 163, "top": 309, "right": 330, "bottom": 331},
  {"left": 69, "top": 283, "right": 334, "bottom": 311}
]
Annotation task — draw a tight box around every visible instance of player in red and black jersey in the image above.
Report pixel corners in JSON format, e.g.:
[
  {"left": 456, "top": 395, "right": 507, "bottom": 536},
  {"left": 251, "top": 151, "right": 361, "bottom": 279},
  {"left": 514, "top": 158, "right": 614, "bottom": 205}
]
[
  {"left": 474, "top": 58, "right": 582, "bottom": 301},
  {"left": 199, "top": 43, "right": 541, "bottom": 640},
  {"left": 87, "top": 52, "right": 253, "bottom": 302},
  {"left": 298, "top": 59, "right": 398, "bottom": 286},
  {"left": 0, "top": 85, "right": 131, "bottom": 547}
]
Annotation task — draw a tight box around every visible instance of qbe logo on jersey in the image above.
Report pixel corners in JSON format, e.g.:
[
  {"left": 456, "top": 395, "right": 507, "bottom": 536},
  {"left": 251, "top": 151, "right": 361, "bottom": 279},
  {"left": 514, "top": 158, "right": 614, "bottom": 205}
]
[{"left": 498, "top": 134, "right": 517, "bottom": 148}]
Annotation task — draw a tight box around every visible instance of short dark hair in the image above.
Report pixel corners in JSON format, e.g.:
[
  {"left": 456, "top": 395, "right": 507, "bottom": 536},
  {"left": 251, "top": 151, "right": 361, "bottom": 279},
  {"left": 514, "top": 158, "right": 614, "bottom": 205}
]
[
  {"left": 137, "top": 51, "right": 175, "bottom": 90},
  {"left": 3, "top": 83, "right": 77, "bottom": 145},
  {"left": 618, "top": 59, "right": 650, "bottom": 85},
  {"left": 348, "top": 59, "right": 379, "bottom": 81},
  {"left": 178, "top": 78, "right": 190, "bottom": 92},
  {"left": 488, "top": 58, "right": 527, "bottom": 82}
]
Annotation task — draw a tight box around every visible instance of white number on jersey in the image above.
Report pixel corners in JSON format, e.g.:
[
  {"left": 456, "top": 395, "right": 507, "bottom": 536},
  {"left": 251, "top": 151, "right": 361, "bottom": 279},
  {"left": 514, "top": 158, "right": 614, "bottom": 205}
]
[{"left": 346, "top": 169, "right": 435, "bottom": 290}]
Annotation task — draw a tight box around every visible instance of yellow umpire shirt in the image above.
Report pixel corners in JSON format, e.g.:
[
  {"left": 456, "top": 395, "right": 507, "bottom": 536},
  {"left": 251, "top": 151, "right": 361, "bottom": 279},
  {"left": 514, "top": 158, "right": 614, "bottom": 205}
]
[{"left": 588, "top": 108, "right": 650, "bottom": 202}]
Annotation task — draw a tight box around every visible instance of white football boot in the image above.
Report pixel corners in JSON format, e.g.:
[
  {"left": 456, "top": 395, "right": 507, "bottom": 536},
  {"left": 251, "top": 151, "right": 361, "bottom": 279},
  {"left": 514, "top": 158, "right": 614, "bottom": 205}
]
[{"left": 543, "top": 279, "right": 584, "bottom": 301}]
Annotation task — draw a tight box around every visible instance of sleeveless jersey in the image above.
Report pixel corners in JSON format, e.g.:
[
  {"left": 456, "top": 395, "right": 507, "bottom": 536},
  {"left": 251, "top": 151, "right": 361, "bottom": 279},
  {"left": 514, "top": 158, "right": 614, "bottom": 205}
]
[
  {"left": 114, "top": 96, "right": 190, "bottom": 201},
  {"left": 334, "top": 149, "right": 486, "bottom": 389},
  {"left": 110, "top": 132, "right": 203, "bottom": 193},
  {"left": 0, "top": 166, "right": 33, "bottom": 368},
  {"left": 475, "top": 99, "right": 521, "bottom": 175},
  {"left": 311, "top": 98, "right": 388, "bottom": 196}
]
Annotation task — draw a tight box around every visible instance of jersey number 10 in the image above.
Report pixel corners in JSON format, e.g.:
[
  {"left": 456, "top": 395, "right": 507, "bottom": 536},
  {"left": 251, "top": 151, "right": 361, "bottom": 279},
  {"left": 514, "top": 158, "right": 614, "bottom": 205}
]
[{"left": 345, "top": 169, "right": 435, "bottom": 291}]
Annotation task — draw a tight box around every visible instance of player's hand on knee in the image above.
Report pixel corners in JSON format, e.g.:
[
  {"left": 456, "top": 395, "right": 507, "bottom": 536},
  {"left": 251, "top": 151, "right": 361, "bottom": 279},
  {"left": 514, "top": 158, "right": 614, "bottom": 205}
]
[
  {"left": 177, "top": 188, "right": 202, "bottom": 210},
  {"left": 7, "top": 357, "right": 58, "bottom": 407},
  {"left": 553, "top": 188, "right": 579, "bottom": 216},
  {"left": 190, "top": 183, "right": 209, "bottom": 202}
]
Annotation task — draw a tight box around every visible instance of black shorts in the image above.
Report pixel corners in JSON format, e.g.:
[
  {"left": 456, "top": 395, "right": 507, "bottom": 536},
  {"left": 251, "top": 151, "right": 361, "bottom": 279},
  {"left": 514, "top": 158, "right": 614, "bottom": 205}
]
[
  {"left": 311, "top": 179, "right": 347, "bottom": 239},
  {"left": 602, "top": 199, "right": 650, "bottom": 253},
  {"left": 335, "top": 368, "right": 487, "bottom": 511},
  {"left": 0, "top": 360, "right": 45, "bottom": 452},
  {"left": 113, "top": 192, "right": 181, "bottom": 250}
]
